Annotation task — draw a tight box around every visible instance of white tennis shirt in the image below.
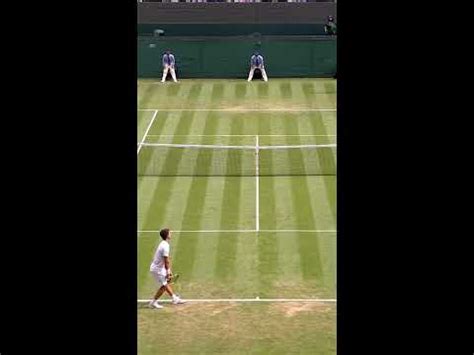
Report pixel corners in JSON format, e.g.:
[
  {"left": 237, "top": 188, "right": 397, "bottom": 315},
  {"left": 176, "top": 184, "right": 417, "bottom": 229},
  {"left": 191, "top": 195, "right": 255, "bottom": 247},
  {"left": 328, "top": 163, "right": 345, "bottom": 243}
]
[{"left": 150, "top": 240, "right": 170, "bottom": 275}]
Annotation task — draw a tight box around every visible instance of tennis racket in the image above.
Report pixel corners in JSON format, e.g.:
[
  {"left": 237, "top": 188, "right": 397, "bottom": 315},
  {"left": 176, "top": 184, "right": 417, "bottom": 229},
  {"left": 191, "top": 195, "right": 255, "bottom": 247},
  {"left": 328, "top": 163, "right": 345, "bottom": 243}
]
[
  {"left": 168, "top": 273, "right": 180, "bottom": 284},
  {"left": 169, "top": 273, "right": 181, "bottom": 296}
]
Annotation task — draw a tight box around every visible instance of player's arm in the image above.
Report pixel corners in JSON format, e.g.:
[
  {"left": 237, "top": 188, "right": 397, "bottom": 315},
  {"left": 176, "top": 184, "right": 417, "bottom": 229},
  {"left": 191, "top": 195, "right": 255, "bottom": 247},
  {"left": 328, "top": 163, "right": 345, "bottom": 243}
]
[{"left": 164, "top": 255, "right": 172, "bottom": 280}]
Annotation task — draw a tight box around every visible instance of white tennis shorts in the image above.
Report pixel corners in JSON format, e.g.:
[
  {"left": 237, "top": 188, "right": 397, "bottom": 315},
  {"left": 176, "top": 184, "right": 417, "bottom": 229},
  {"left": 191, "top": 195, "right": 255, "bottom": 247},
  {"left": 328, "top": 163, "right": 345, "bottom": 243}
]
[{"left": 151, "top": 271, "right": 168, "bottom": 286}]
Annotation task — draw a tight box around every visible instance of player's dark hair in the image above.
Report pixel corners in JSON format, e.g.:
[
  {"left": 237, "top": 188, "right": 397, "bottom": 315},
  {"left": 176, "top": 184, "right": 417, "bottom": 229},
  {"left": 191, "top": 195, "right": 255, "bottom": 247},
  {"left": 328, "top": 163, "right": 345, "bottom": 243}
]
[{"left": 160, "top": 228, "right": 170, "bottom": 240}]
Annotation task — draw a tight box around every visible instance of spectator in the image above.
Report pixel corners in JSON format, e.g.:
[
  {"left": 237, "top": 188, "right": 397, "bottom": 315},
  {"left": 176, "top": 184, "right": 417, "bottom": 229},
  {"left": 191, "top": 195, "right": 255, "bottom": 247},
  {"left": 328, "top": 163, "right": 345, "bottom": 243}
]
[{"left": 324, "top": 15, "right": 337, "bottom": 35}]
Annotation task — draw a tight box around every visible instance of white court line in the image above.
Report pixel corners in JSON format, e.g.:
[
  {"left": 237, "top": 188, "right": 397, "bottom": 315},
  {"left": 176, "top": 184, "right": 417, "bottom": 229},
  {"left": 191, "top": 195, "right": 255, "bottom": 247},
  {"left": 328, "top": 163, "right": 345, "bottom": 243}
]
[
  {"left": 138, "top": 108, "right": 336, "bottom": 112},
  {"left": 139, "top": 143, "right": 335, "bottom": 150},
  {"left": 138, "top": 230, "right": 255, "bottom": 234},
  {"left": 145, "top": 134, "right": 336, "bottom": 137},
  {"left": 255, "top": 135, "right": 259, "bottom": 232},
  {"left": 138, "top": 298, "right": 336, "bottom": 303},
  {"left": 137, "top": 230, "right": 337, "bottom": 234},
  {"left": 137, "top": 110, "right": 158, "bottom": 155},
  {"left": 259, "top": 230, "right": 337, "bottom": 233}
]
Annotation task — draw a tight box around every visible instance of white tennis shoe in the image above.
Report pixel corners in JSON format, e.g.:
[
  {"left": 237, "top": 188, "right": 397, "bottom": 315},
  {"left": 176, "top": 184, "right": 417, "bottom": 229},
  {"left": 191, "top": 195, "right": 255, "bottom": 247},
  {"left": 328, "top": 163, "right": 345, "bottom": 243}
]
[
  {"left": 172, "top": 296, "right": 186, "bottom": 305},
  {"left": 149, "top": 300, "right": 163, "bottom": 309}
]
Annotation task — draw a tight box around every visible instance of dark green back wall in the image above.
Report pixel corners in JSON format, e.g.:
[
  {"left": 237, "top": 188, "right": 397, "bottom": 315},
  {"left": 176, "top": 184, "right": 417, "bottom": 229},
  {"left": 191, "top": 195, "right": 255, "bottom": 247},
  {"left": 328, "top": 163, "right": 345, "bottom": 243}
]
[
  {"left": 138, "top": 24, "right": 327, "bottom": 36},
  {"left": 138, "top": 36, "right": 336, "bottom": 78}
]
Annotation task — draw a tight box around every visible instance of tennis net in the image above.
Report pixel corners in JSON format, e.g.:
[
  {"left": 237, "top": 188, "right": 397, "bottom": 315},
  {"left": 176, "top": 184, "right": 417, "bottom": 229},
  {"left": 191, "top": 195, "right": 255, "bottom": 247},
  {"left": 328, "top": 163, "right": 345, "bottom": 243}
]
[{"left": 137, "top": 142, "right": 336, "bottom": 177}]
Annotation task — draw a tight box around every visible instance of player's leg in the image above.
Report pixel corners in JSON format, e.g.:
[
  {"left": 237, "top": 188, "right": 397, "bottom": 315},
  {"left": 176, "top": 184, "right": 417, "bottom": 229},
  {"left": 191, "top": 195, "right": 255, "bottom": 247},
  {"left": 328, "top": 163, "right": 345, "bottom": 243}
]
[
  {"left": 152, "top": 286, "right": 166, "bottom": 301},
  {"left": 164, "top": 283, "right": 186, "bottom": 304},
  {"left": 261, "top": 67, "right": 268, "bottom": 82},
  {"left": 170, "top": 67, "right": 178, "bottom": 82},
  {"left": 149, "top": 272, "right": 165, "bottom": 308},
  {"left": 150, "top": 272, "right": 186, "bottom": 306},
  {"left": 161, "top": 65, "right": 169, "bottom": 82},
  {"left": 163, "top": 283, "right": 174, "bottom": 297},
  {"left": 247, "top": 67, "right": 255, "bottom": 81}
]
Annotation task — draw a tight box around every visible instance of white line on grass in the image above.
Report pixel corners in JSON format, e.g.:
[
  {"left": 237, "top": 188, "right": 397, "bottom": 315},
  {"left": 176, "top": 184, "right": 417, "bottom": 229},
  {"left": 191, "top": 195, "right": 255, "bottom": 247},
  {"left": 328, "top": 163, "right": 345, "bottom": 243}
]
[
  {"left": 259, "top": 230, "right": 337, "bottom": 233},
  {"left": 256, "top": 135, "right": 259, "bottom": 232},
  {"left": 138, "top": 230, "right": 255, "bottom": 234},
  {"left": 138, "top": 298, "right": 336, "bottom": 303},
  {"left": 138, "top": 108, "right": 336, "bottom": 112},
  {"left": 145, "top": 134, "right": 336, "bottom": 137},
  {"left": 137, "top": 230, "right": 337, "bottom": 234},
  {"left": 137, "top": 109, "right": 158, "bottom": 155},
  {"left": 139, "top": 143, "right": 336, "bottom": 150}
]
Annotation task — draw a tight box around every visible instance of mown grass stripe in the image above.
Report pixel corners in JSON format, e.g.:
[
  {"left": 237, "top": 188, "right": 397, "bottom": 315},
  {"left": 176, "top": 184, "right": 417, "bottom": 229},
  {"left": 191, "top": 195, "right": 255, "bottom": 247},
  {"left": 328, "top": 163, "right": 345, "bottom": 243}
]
[
  {"left": 149, "top": 111, "right": 211, "bottom": 229},
  {"left": 316, "top": 232, "right": 337, "bottom": 295},
  {"left": 138, "top": 111, "right": 167, "bottom": 175},
  {"left": 189, "top": 115, "right": 227, "bottom": 281},
  {"left": 144, "top": 111, "right": 167, "bottom": 137},
  {"left": 234, "top": 82, "right": 247, "bottom": 101},
  {"left": 138, "top": 121, "right": 176, "bottom": 229},
  {"left": 279, "top": 82, "right": 293, "bottom": 100},
  {"left": 257, "top": 115, "right": 281, "bottom": 296},
  {"left": 199, "top": 82, "right": 216, "bottom": 108},
  {"left": 309, "top": 112, "right": 336, "bottom": 220},
  {"left": 214, "top": 119, "right": 243, "bottom": 281},
  {"left": 165, "top": 81, "right": 182, "bottom": 98},
  {"left": 211, "top": 82, "right": 224, "bottom": 103},
  {"left": 172, "top": 111, "right": 219, "bottom": 278},
  {"left": 137, "top": 83, "right": 155, "bottom": 108},
  {"left": 290, "top": 80, "right": 306, "bottom": 104},
  {"left": 152, "top": 111, "right": 183, "bottom": 136},
  {"left": 257, "top": 82, "right": 269, "bottom": 99},
  {"left": 185, "top": 83, "right": 204, "bottom": 109},
  {"left": 301, "top": 82, "right": 315, "bottom": 98},
  {"left": 323, "top": 81, "right": 336, "bottom": 95},
  {"left": 257, "top": 231, "right": 280, "bottom": 298},
  {"left": 284, "top": 115, "right": 324, "bottom": 280},
  {"left": 266, "top": 81, "right": 281, "bottom": 104},
  {"left": 232, "top": 132, "right": 258, "bottom": 291},
  {"left": 140, "top": 111, "right": 196, "bottom": 230},
  {"left": 139, "top": 114, "right": 208, "bottom": 231},
  {"left": 137, "top": 111, "right": 152, "bottom": 142}
]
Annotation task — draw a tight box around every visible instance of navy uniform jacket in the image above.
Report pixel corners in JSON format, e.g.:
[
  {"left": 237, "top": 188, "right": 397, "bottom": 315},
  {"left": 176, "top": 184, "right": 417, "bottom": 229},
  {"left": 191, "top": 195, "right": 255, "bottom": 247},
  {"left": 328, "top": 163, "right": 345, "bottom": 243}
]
[
  {"left": 250, "top": 54, "right": 264, "bottom": 67},
  {"left": 162, "top": 53, "right": 176, "bottom": 67}
]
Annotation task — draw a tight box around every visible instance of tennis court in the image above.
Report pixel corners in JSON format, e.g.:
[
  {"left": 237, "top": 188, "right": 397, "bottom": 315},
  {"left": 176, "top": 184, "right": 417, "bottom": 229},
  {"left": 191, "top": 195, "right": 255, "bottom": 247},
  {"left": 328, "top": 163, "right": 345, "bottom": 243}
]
[{"left": 137, "top": 78, "right": 336, "bottom": 354}]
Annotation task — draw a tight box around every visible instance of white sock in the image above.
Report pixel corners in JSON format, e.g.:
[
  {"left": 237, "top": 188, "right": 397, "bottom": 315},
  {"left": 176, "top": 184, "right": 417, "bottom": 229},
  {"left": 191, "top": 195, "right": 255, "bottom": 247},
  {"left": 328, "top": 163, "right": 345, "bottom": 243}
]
[{"left": 172, "top": 294, "right": 179, "bottom": 301}]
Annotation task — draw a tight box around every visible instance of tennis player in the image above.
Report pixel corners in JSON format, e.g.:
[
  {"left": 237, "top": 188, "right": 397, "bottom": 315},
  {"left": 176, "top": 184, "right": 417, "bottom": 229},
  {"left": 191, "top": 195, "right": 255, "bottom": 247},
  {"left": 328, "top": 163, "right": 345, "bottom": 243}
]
[
  {"left": 161, "top": 50, "right": 178, "bottom": 83},
  {"left": 247, "top": 51, "right": 268, "bottom": 82},
  {"left": 149, "top": 228, "right": 186, "bottom": 309}
]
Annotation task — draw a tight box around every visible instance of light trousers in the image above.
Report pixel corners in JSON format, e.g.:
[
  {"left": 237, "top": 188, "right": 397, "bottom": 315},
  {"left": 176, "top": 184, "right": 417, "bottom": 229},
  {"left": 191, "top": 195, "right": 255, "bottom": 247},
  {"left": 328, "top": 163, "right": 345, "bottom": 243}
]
[
  {"left": 247, "top": 66, "right": 268, "bottom": 82},
  {"left": 162, "top": 65, "right": 178, "bottom": 82}
]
